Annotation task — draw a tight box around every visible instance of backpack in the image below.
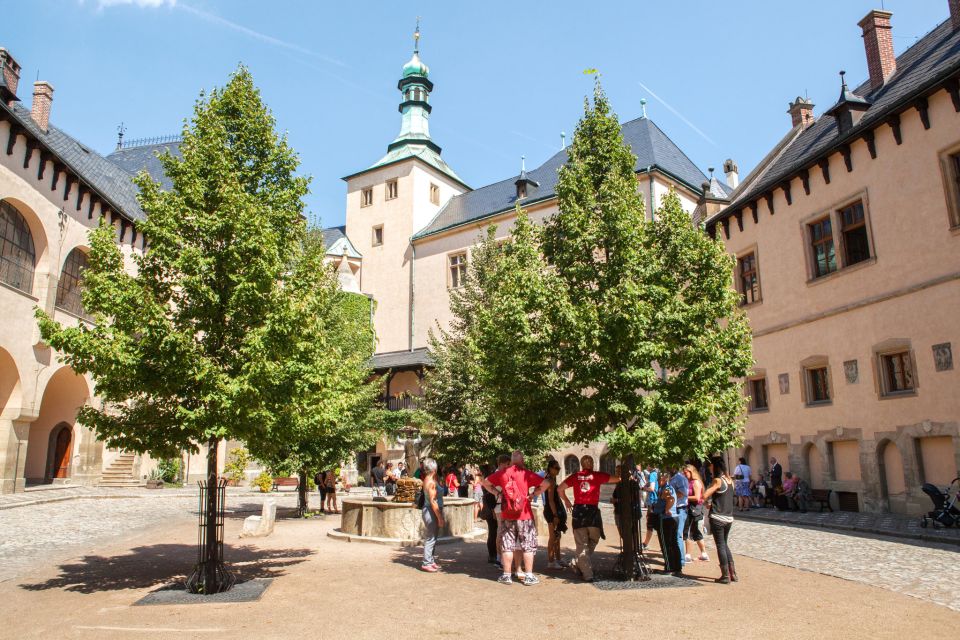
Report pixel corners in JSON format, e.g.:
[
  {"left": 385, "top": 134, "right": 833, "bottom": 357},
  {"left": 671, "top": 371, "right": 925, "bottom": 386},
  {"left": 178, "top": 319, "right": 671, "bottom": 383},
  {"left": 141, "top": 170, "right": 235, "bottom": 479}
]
[{"left": 501, "top": 473, "right": 525, "bottom": 517}]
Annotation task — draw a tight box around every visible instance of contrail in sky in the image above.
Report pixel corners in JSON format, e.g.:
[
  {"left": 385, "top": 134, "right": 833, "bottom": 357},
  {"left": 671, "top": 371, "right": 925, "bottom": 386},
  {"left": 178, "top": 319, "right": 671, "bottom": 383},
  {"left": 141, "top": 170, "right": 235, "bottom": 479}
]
[
  {"left": 178, "top": 3, "right": 348, "bottom": 68},
  {"left": 637, "top": 80, "right": 715, "bottom": 146}
]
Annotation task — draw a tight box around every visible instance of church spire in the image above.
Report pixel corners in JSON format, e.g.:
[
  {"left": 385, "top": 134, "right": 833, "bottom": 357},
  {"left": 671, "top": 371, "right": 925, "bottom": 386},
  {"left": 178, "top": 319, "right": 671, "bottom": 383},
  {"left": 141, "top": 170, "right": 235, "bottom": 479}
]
[{"left": 391, "top": 21, "right": 437, "bottom": 153}]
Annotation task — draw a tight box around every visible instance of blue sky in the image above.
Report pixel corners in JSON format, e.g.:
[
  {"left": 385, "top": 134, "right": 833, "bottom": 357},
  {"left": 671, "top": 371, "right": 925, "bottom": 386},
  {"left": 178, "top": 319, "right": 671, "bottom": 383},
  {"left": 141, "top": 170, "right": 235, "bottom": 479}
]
[{"left": 5, "top": 1, "right": 951, "bottom": 228}]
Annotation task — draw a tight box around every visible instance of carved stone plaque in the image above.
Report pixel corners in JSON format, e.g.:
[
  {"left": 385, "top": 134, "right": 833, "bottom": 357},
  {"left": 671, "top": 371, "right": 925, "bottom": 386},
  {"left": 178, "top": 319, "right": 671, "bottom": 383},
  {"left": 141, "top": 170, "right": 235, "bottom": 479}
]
[
  {"left": 843, "top": 359, "right": 859, "bottom": 384},
  {"left": 778, "top": 373, "right": 790, "bottom": 394},
  {"left": 933, "top": 343, "right": 953, "bottom": 372}
]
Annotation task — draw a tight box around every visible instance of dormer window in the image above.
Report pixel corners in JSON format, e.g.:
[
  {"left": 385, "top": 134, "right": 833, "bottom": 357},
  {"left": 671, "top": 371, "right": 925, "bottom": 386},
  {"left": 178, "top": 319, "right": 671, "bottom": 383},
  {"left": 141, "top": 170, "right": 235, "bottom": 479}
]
[{"left": 517, "top": 182, "right": 527, "bottom": 199}]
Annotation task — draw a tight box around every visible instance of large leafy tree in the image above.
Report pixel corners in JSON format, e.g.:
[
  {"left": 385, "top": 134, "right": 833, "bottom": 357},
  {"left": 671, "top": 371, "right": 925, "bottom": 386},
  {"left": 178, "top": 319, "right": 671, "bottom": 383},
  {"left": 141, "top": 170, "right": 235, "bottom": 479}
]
[
  {"left": 422, "top": 223, "right": 562, "bottom": 466},
  {"left": 37, "top": 67, "right": 309, "bottom": 593},
  {"left": 243, "top": 232, "right": 379, "bottom": 516}
]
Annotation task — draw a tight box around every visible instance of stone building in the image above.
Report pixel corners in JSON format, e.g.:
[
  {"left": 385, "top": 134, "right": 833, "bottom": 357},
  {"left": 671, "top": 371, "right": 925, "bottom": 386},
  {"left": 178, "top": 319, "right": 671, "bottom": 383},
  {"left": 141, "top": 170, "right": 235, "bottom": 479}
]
[
  {"left": 704, "top": 4, "right": 960, "bottom": 514},
  {"left": 343, "top": 35, "right": 731, "bottom": 476}
]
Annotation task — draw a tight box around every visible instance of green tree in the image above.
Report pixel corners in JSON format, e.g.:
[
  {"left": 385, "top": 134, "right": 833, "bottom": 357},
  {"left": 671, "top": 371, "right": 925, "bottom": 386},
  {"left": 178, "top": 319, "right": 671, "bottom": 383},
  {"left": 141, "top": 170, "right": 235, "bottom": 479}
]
[
  {"left": 538, "top": 78, "right": 751, "bottom": 575},
  {"left": 423, "top": 222, "right": 562, "bottom": 466},
  {"left": 243, "top": 232, "right": 380, "bottom": 516},
  {"left": 36, "top": 67, "right": 308, "bottom": 593}
]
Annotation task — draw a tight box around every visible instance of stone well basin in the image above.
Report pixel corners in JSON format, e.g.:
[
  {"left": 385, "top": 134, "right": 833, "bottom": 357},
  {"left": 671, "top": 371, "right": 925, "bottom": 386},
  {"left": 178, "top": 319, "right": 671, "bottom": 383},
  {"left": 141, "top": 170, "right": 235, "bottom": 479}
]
[{"left": 335, "top": 496, "right": 478, "bottom": 544}]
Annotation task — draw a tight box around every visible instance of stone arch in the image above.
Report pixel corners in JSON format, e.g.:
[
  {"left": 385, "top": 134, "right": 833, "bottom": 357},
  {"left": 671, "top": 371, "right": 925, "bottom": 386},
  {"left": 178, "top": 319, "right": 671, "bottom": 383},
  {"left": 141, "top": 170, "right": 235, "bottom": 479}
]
[
  {"left": 0, "top": 347, "right": 23, "bottom": 419},
  {"left": 24, "top": 367, "right": 91, "bottom": 484},
  {"left": 876, "top": 438, "right": 907, "bottom": 513},
  {"left": 46, "top": 422, "right": 73, "bottom": 481},
  {"left": 55, "top": 246, "right": 92, "bottom": 319},
  {"left": 0, "top": 197, "right": 47, "bottom": 296},
  {"left": 564, "top": 454, "right": 580, "bottom": 476},
  {"left": 803, "top": 442, "right": 826, "bottom": 490}
]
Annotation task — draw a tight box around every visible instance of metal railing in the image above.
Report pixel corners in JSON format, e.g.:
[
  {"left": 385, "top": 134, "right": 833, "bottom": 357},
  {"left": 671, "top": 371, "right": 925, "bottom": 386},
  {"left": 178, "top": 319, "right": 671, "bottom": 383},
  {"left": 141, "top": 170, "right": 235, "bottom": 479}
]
[{"left": 385, "top": 395, "right": 422, "bottom": 411}]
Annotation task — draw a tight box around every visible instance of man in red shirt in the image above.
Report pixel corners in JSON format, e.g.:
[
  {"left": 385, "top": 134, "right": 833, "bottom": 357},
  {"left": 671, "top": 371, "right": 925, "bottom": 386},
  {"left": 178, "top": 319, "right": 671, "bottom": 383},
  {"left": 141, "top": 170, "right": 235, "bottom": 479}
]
[
  {"left": 482, "top": 450, "right": 551, "bottom": 586},
  {"left": 559, "top": 455, "right": 620, "bottom": 582}
]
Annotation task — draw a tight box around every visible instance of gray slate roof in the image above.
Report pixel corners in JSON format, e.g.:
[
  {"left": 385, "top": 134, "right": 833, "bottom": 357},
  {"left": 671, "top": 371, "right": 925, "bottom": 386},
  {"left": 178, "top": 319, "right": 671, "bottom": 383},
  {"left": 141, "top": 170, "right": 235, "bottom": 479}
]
[
  {"left": 370, "top": 348, "right": 433, "bottom": 371},
  {"left": 107, "top": 141, "right": 181, "bottom": 191},
  {"left": 2, "top": 101, "right": 148, "bottom": 221},
  {"left": 709, "top": 17, "right": 960, "bottom": 225},
  {"left": 414, "top": 117, "right": 713, "bottom": 239}
]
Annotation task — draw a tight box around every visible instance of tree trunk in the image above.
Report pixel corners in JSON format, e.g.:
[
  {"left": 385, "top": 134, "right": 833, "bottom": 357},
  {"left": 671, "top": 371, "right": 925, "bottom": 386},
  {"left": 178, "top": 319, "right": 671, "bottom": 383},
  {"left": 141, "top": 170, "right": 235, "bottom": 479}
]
[
  {"left": 203, "top": 435, "right": 221, "bottom": 590},
  {"left": 614, "top": 452, "right": 647, "bottom": 581},
  {"left": 298, "top": 467, "right": 309, "bottom": 516}
]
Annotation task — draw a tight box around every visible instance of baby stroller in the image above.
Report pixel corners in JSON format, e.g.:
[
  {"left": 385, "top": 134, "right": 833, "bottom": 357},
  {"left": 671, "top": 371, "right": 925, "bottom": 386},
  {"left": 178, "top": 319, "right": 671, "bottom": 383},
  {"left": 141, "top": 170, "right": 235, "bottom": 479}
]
[{"left": 919, "top": 477, "right": 960, "bottom": 528}]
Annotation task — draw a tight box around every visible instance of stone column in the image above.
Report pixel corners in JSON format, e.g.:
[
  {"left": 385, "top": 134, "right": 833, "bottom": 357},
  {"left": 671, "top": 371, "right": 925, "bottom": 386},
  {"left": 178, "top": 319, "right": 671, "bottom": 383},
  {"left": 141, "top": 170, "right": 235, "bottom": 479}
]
[{"left": 0, "top": 419, "right": 31, "bottom": 493}]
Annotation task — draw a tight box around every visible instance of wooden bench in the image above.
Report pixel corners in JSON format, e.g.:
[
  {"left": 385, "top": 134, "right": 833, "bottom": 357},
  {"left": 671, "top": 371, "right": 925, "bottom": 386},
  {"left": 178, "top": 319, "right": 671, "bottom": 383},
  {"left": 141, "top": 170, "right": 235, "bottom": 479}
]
[
  {"left": 810, "top": 489, "right": 832, "bottom": 512},
  {"left": 272, "top": 477, "right": 299, "bottom": 492}
]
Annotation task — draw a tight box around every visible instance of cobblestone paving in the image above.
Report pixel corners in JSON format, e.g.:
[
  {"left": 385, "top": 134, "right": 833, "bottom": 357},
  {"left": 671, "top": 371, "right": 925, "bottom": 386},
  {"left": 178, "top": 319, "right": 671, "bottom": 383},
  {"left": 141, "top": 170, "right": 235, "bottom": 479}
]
[
  {"left": 0, "top": 492, "right": 299, "bottom": 583},
  {"left": 724, "top": 519, "right": 960, "bottom": 612}
]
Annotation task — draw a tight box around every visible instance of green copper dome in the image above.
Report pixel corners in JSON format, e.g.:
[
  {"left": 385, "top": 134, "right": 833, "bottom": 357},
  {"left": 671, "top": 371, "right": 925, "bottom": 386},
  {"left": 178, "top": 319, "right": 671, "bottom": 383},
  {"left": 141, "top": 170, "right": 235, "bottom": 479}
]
[{"left": 402, "top": 52, "right": 429, "bottom": 78}]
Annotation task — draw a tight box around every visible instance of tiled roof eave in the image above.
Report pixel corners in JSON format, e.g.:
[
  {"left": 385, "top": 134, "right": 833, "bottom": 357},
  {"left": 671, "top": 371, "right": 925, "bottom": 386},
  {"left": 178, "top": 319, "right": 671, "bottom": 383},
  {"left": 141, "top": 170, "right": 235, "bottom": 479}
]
[
  {"left": 414, "top": 164, "right": 709, "bottom": 241},
  {"left": 413, "top": 193, "right": 555, "bottom": 241},
  {"left": 0, "top": 100, "right": 142, "bottom": 223},
  {"left": 709, "top": 57, "right": 960, "bottom": 228},
  {"left": 341, "top": 153, "right": 471, "bottom": 191}
]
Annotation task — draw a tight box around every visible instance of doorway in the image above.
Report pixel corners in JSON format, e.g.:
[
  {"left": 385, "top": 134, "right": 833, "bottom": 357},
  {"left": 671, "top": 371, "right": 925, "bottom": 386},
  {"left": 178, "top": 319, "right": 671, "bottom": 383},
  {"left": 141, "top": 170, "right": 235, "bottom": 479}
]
[{"left": 46, "top": 423, "right": 73, "bottom": 482}]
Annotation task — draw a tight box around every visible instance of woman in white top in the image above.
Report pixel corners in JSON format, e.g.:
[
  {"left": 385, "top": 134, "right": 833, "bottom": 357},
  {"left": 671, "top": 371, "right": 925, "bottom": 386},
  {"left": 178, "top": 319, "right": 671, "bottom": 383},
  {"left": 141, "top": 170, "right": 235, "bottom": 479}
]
[{"left": 733, "top": 457, "right": 752, "bottom": 511}]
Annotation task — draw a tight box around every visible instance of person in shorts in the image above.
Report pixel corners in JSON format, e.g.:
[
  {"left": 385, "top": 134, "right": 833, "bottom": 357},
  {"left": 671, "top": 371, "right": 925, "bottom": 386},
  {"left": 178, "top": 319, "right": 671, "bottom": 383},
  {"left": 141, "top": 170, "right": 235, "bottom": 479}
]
[
  {"left": 559, "top": 455, "right": 620, "bottom": 582},
  {"left": 482, "top": 450, "right": 550, "bottom": 586}
]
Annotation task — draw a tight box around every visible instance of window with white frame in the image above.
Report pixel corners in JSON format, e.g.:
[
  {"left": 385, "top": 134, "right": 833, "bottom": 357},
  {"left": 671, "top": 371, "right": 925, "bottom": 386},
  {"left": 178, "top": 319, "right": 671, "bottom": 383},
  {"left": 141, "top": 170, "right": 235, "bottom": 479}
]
[{"left": 448, "top": 252, "right": 467, "bottom": 289}]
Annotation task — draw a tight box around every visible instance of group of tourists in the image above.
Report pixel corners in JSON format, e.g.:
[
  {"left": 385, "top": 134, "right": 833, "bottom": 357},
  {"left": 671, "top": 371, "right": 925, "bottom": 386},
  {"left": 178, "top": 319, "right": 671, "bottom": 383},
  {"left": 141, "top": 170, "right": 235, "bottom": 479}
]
[
  {"left": 732, "top": 456, "right": 814, "bottom": 512},
  {"left": 416, "top": 450, "right": 741, "bottom": 585}
]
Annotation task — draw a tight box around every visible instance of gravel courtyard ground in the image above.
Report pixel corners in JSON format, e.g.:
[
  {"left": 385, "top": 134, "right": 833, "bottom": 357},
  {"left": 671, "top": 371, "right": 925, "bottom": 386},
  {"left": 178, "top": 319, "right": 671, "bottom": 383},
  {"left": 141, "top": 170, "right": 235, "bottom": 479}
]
[{"left": 0, "top": 494, "right": 957, "bottom": 639}]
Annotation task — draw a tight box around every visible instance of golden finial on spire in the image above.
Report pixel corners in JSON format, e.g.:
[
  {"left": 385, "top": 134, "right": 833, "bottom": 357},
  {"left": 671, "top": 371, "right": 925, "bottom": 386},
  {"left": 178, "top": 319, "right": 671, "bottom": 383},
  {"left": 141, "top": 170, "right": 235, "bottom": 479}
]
[{"left": 414, "top": 17, "right": 421, "bottom": 53}]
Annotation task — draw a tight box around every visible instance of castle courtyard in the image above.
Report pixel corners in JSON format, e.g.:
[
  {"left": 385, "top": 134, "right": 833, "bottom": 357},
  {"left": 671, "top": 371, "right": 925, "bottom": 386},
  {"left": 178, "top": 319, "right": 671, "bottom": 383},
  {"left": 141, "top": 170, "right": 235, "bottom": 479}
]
[{"left": 0, "top": 491, "right": 956, "bottom": 639}]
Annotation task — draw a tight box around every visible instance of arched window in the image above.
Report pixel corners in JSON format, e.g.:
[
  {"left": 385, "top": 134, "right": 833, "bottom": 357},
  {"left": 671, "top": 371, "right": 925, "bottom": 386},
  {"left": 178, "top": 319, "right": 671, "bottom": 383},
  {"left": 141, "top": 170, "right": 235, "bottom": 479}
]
[
  {"left": 56, "top": 248, "right": 90, "bottom": 319},
  {"left": 600, "top": 454, "right": 617, "bottom": 476},
  {"left": 0, "top": 199, "right": 37, "bottom": 294},
  {"left": 564, "top": 454, "right": 580, "bottom": 476}
]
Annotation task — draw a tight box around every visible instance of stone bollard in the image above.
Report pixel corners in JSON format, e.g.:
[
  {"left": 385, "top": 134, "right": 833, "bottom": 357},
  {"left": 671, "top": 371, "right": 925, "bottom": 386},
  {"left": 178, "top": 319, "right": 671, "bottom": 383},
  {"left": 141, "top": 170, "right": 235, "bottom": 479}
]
[{"left": 240, "top": 498, "right": 277, "bottom": 538}]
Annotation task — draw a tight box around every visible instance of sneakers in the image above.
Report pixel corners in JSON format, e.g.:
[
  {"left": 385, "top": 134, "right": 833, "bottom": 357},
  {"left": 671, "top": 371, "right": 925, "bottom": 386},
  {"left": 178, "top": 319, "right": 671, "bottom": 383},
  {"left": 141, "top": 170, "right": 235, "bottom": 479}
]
[
  {"left": 684, "top": 554, "right": 692, "bottom": 563},
  {"left": 698, "top": 552, "right": 710, "bottom": 562},
  {"left": 420, "top": 564, "right": 439, "bottom": 573},
  {"left": 497, "top": 574, "right": 513, "bottom": 585},
  {"left": 522, "top": 573, "right": 540, "bottom": 586}
]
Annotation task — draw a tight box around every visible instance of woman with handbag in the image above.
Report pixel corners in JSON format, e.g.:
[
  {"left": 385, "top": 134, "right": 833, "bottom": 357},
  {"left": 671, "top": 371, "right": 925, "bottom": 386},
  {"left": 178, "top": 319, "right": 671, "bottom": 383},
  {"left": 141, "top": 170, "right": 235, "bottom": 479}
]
[
  {"left": 703, "top": 456, "right": 737, "bottom": 584},
  {"left": 682, "top": 464, "right": 709, "bottom": 563},
  {"left": 733, "top": 457, "right": 752, "bottom": 511}
]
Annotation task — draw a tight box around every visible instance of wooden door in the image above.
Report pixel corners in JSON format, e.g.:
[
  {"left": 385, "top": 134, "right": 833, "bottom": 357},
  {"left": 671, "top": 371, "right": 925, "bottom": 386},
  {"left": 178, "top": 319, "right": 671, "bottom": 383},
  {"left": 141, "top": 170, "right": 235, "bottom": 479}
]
[{"left": 53, "top": 426, "right": 72, "bottom": 478}]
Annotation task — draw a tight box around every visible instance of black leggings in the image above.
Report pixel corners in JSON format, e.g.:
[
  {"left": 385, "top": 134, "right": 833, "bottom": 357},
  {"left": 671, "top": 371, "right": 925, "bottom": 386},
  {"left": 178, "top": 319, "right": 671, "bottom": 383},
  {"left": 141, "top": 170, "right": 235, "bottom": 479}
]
[
  {"left": 485, "top": 517, "right": 498, "bottom": 560},
  {"left": 710, "top": 519, "right": 733, "bottom": 568},
  {"left": 659, "top": 516, "right": 680, "bottom": 572}
]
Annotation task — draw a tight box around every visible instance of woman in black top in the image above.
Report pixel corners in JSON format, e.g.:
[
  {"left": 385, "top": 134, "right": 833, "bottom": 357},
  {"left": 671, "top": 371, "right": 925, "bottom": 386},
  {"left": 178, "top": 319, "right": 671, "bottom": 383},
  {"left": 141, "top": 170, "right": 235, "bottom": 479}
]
[
  {"left": 542, "top": 460, "right": 568, "bottom": 569},
  {"left": 703, "top": 456, "right": 737, "bottom": 583}
]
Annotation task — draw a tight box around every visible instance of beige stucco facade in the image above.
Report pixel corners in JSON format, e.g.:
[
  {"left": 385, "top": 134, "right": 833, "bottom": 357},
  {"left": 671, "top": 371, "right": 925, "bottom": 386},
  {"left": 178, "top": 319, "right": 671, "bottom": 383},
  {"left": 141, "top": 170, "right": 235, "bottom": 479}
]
[{"left": 712, "top": 84, "right": 960, "bottom": 514}]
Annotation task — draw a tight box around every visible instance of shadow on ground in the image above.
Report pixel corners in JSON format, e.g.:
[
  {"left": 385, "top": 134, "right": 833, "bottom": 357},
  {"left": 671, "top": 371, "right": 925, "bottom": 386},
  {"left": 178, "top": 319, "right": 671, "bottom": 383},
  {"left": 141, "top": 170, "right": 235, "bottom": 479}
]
[
  {"left": 18, "top": 543, "right": 314, "bottom": 594},
  {"left": 389, "top": 536, "right": 674, "bottom": 585}
]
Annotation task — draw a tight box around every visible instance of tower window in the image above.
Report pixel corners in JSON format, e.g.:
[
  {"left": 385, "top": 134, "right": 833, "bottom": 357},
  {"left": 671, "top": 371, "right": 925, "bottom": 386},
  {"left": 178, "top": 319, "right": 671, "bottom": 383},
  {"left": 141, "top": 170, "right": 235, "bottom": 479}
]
[
  {"left": 737, "top": 251, "right": 761, "bottom": 306},
  {"left": 386, "top": 179, "right": 398, "bottom": 201},
  {"left": 372, "top": 225, "right": 384, "bottom": 247},
  {"left": 448, "top": 252, "right": 467, "bottom": 289},
  {"left": 430, "top": 183, "right": 440, "bottom": 205},
  {"left": 361, "top": 188, "right": 373, "bottom": 208}
]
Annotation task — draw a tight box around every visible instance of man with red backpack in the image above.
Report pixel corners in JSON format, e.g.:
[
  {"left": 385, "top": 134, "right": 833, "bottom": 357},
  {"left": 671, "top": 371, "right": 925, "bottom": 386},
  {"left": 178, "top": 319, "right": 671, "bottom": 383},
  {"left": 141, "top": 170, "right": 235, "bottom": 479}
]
[{"left": 481, "top": 450, "right": 551, "bottom": 586}]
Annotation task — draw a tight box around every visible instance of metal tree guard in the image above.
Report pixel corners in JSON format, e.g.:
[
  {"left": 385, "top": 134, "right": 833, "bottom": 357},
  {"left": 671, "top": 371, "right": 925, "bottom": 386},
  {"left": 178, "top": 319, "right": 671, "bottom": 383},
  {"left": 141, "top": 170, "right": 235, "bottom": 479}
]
[
  {"left": 185, "top": 478, "right": 235, "bottom": 594},
  {"left": 611, "top": 456, "right": 650, "bottom": 581}
]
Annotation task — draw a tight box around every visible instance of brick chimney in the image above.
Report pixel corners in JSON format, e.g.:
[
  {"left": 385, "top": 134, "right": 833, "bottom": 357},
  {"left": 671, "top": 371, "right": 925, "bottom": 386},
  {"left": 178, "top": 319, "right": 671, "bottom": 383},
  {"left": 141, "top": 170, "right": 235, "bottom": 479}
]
[
  {"left": 859, "top": 10, "right": 895, "bottom": 90},
  {"left": 951, "top": 0, "right": 960, "bottom": 30},
  {"left": 0, "top": 47, "right": 21, "bottom": 101},
  {"left": 31, "top": 82, "right": 54, "bottom": 132},
  {"left": 788, "top": 97, "right": 815, "bottom": 128}
]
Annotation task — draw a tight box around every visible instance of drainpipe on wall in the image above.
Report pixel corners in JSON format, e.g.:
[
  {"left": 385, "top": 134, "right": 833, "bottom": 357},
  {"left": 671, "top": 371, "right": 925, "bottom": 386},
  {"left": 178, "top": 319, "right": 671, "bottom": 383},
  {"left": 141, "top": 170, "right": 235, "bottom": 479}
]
[
  {"left": 646, "top": 167, "right": 654, "bottom": 220},
  {"left": 409, "top": 240, "right": 416, "bottom": 352}
]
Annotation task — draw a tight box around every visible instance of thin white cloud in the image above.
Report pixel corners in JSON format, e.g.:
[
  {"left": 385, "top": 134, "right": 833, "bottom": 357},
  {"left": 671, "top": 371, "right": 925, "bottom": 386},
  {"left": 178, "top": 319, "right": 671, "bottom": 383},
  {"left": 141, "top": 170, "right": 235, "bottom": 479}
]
[
  {"left": 97, "top": 0, "right": 176, "bottom": 8},
  {"left": 637, "top": 80, "right": 716, "bottom": 146},
  {"left": 177, "top": 4, "right": 347, "bottom": 68}
]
